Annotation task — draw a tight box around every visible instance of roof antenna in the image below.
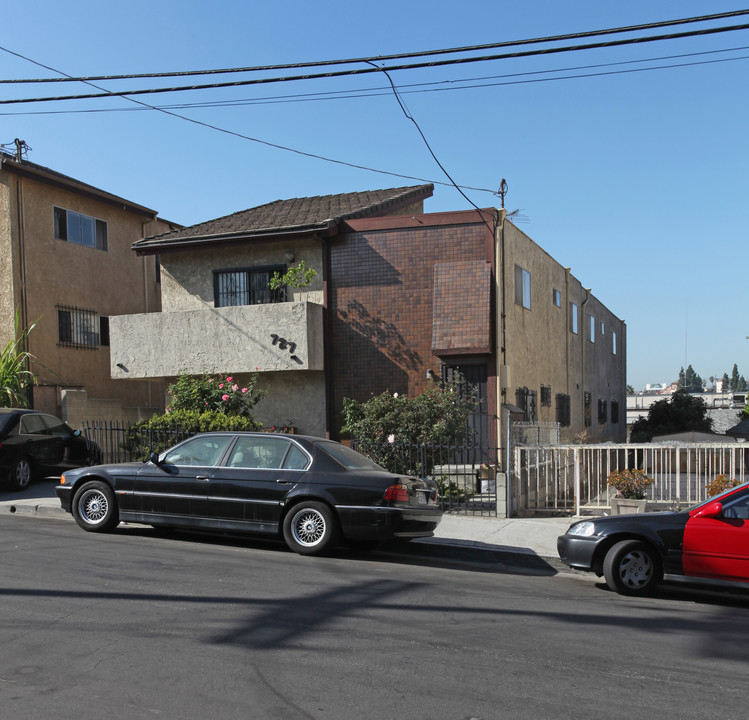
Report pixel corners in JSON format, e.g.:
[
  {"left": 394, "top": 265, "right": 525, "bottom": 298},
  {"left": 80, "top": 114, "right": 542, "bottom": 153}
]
[
  {"left": 13, "top": 138, "right": 30, "bottom": 161},
  {"left": 498, "top": 178, "right": 508, "bottom": 209}
]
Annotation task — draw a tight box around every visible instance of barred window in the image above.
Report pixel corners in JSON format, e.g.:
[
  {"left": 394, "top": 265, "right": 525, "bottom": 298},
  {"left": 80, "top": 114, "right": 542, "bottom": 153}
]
[
  {"left": 54, "top": 207, "right": 107, "bottom": 251},
  {"left": 57, "top": 305, "right": 101, "bottom": 349},
  {"left": 214, "top": 266, "right": 286, "bottom": 307},
  {"left": 598, "top": 399, "right": 608, "bottom": 424},
  {"left": 556, "top": 393, "right": 571, "bottom": 427},
  {"left": 540, "top": 384, "right": 552, "bottom": 406},
  {"left": 516, "top": 387, "right": 537, "bottom": 422}
]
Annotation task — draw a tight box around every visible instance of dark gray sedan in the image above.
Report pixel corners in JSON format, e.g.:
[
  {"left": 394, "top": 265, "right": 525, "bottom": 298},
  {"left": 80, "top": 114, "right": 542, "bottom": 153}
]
[{"left": 56, "top": 432, "right": 442, "bottom": 555}]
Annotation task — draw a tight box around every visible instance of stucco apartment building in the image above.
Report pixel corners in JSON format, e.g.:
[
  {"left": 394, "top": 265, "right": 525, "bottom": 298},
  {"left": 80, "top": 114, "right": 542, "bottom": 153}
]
[
  {"left": 0, "top": 146, "right": 177, "bottom": 424},
  {"left": 110, "top": 183, "right": 626, "bottom": 453}
]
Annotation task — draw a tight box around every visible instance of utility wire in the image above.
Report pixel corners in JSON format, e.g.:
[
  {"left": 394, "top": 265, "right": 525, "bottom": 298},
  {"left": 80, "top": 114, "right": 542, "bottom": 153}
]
[
  {"left": 2, "top": 22, "right": 749, "bottom": 105},
  {"left": 2, "top": 45, "right": 746, "bottom": 116},
  {"left": 1, "top": 43, "right": 500, "bottom": 195},
  {"left": 3, "top": 9, "right": 748, "bottom": 84},
  {"left": 368, "top": 60, "right": 485, "bottom": 216}
]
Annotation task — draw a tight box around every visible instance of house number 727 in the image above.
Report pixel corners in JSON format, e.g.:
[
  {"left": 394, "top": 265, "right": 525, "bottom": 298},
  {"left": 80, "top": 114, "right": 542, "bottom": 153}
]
[{"left": 271, "top": 334, "right": 297, "bottom": 354}]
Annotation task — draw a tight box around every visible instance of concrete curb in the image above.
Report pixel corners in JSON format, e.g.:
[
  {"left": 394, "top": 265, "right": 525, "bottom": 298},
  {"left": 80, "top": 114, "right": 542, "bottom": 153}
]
[{"left": 0, "top": 500, "right": 570, "bottom": 572}]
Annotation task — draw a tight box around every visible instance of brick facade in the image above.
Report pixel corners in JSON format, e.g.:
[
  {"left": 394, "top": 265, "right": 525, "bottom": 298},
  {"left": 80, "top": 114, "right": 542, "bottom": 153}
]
[{"left": 329, "top": 212, "right": 496, "bottom": 434}]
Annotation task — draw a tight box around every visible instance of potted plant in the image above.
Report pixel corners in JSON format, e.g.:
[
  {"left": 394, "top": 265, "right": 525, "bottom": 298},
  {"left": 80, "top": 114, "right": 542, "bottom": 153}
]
[{"left": 607, "top": 468, "right": 654, "bottom": 514}]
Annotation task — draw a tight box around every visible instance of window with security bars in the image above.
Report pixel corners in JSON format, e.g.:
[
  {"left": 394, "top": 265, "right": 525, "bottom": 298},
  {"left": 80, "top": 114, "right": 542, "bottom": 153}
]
[
  {"left": 556, "top": 393, "right": 571, "bottom": 427},
  {"left": 214, "top": 266, "right": 286, "bottom": 307},
  {"left": 598, "top": 398, "right": 608, "bottom": 424},
  {"left": 54, "top": 207, "right": 107, "bottom": 251},
  {"left": 516, "top": 387, "right": 537, "bottom": 422},
  {"left": 57, "top": 305, "right": 102, "bottom": 349},
  {"left": 540, "top": 384, "right": 552, "bottom": 407}
]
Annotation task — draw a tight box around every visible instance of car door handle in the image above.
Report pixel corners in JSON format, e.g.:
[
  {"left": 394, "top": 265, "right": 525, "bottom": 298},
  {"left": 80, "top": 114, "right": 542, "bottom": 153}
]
[
  {"left": 276, "top": 479, "right": 293, "bottom": 484},
  {"left": 196, "top": 476, "right": 210, "bottom": 481}
]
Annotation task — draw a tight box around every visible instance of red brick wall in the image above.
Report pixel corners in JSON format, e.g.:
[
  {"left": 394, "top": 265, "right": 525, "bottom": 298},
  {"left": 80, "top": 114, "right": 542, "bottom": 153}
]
[{"left": 328, "top": 215, "right": 495, "bottom": 434}]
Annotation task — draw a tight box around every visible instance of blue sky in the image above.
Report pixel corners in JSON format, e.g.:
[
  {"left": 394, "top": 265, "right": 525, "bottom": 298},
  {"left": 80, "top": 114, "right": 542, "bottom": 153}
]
[{"left": 2, "top": 1, "right": 747, "bottom": 391}]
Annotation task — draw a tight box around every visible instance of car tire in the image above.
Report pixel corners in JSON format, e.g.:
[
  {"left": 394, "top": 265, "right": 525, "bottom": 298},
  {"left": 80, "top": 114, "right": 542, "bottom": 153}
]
[
  {"left": 603, "top": 539, "right": 662, "bottom": 596},
  {"left": 283, "top": 501, "right": 339, "bottom": 556},
  {"left": 72, "top": 481, "right": 119, "bottom": 533},
  {"left": 9, "top": 457, "right": 33, "bottom": 491}
]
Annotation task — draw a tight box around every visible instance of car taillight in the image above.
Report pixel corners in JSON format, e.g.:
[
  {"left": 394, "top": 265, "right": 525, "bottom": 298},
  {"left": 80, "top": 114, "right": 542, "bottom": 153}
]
[{"left": 384, "top": 483, "right": 410, "bottom": 503}]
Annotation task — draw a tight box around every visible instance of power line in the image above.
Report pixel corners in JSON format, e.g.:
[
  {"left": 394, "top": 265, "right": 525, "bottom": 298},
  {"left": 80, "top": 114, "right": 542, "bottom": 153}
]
[
  {"left": 3, "top": 9, "right": 748, "bottom": 85},
  {"left": 2, "top": 45, "right": 746, "bottom": 117},
  {"left": 2, "top": 22, "right": 749, "bottom": 105}
]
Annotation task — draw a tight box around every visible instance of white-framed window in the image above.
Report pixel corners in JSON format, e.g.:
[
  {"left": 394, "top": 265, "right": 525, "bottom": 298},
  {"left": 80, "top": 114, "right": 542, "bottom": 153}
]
[
  {"left": 552, "top": 289, "right": 561, "bottom": 307},
  {"left": 600, "top": 321, "right": 605, "bottom": 336},
  {"left": 54, "top": 207, "right": 107, "bottom": 251},
  {"left": 570, "top": 302, "right": 578, "bottom": 334},
  {"left": 588, "top": 315, "right": 596, "bottom": 343},
  {"left": 514, "top": 264, "right": 531, "bottom": 310},
  {"left": 613, "top": 331, "right": 617, "bottom": 355}
]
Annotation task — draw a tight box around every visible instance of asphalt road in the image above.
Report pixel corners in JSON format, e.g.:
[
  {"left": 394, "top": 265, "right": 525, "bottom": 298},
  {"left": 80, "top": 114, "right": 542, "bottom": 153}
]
[{"left": 2, "top": 514, "right": 749, "bottom": 720}]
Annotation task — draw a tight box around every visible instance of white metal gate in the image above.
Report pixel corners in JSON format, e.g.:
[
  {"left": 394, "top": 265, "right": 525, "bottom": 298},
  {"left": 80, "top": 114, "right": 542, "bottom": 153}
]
[{"left": 512, "top": 443, "right": 749, "bottom": 516}]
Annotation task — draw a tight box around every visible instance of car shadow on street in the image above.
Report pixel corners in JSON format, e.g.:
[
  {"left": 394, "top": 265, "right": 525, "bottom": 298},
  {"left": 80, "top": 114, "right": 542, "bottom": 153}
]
[{"left": 118, "top": 524, "right": 562, "bottom": 577}]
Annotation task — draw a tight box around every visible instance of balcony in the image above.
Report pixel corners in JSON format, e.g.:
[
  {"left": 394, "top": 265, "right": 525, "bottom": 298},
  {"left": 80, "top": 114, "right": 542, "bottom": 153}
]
[{"left": 109, "top": 302, "right": 324, "bottom": 379}]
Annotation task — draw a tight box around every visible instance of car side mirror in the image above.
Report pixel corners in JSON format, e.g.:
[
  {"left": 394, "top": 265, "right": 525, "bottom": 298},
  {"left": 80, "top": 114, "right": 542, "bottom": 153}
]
[
  {"left": 149, "top": 451, "right": 161, "bottom": 465},
  {"left": 693, "top": 501, "right": 723, "bottom": 519}
]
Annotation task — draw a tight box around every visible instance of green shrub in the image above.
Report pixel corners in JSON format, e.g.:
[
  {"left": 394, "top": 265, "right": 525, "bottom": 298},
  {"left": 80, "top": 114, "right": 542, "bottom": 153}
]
[
  {"left": 123, "top": 410, "right": 263, "bottom": 461},
  {"left": 167, "top": 373, "right": 264, "bottom": 416},
  {"left": 341, "top": 376, "right": 478, "bottom": 476}
]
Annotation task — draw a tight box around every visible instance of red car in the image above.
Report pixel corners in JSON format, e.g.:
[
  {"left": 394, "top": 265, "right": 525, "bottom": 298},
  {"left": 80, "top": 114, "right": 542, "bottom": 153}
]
[{"left": 557, "top": 481, "right": 749, "bottom": 596}]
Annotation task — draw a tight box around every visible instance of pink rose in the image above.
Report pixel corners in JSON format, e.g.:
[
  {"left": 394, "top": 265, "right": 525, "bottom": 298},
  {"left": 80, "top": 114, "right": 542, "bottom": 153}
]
[
  {"left": 232, "top": 384, "right": 238, "bottom": 391},
  {"left": 227, "top": 376, "right": 233, "bottom": 382},
  {"left": 222, "top": 394, "right": 230, "bottom": 401},
  {"left": 241, "top": 387, "right": 248, "bottom": 393},
  {"left": 219, "top": 383, "right": 224, "bottom": 389}
]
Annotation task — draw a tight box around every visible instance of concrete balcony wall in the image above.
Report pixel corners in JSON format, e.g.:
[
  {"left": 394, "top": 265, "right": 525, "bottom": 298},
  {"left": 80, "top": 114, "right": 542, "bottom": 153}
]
[{"left": 109, "top": 302, "right": 324, "bottom": 379}]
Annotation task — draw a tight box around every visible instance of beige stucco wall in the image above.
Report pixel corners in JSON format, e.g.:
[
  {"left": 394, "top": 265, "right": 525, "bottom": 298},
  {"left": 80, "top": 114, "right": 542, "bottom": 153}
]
[
  {"left": 501, "top": 220, "right": 626, "bottom": 442},
  {"left": 0, "top": 167, "right": 170, "bottom": 418},
  {"left": 0, "top": 174, "right": 20, "bottom": 346},
  {"left": 160, "top": 238, "right": 323, "bottom": 312},
  {"left": 109, "top": 301, "right": 324, "bottom": 378}
]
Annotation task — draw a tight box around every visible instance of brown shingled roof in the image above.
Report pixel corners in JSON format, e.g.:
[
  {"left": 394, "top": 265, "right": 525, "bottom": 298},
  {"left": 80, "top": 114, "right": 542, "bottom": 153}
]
[{"left": 133, "top": 184, "right": 433, "bottom": 254}]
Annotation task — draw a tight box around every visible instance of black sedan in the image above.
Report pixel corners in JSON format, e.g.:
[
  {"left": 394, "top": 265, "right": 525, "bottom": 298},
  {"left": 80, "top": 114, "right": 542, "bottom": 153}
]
[
  {"left": 56, "top": 432, "right": 442, "bottom": 555},
  {"left": 0, "top": 408, "right": 99, "bottom": 491},
  {"left": 558, "top": 482, "right": 749, "bottom": 596}
]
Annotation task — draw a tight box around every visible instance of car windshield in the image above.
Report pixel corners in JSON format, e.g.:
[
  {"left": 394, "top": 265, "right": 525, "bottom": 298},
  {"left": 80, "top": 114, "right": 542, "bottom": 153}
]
[
  {"left": 686, "top": 481, "right": 749, "bottom": 512},
  {"left": 317, "top": 441, "right": 386, "bottom": 471},
  {"left": 0, "top": 413, "right": 17, "bottom": 436}
]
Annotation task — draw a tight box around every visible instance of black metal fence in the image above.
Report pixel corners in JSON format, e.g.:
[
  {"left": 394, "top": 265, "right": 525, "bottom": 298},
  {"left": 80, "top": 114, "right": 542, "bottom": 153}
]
[
  {"left": 351, "top": 439, "right": 500, "bottom": 516},
  {"left": 80, "top": 420, "right": 196, "bottom": 464},
  {"left": 80, "top": 422, "right": 501, "bottom": 517}
]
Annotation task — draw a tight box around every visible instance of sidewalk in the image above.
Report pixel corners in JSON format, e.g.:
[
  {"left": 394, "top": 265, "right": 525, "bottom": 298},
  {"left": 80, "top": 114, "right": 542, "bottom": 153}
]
[{"left": 0, "top": 478, "right": 577, "bottom": 570}]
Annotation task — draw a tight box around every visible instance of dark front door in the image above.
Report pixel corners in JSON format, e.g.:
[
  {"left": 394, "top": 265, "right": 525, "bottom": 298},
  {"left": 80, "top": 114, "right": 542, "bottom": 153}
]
[
  {"left": 134, "top": 435, "right": 234, "bottom": 521},
  {"left": 443, "top": 363, "right": 490, "bottom": 457}
]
